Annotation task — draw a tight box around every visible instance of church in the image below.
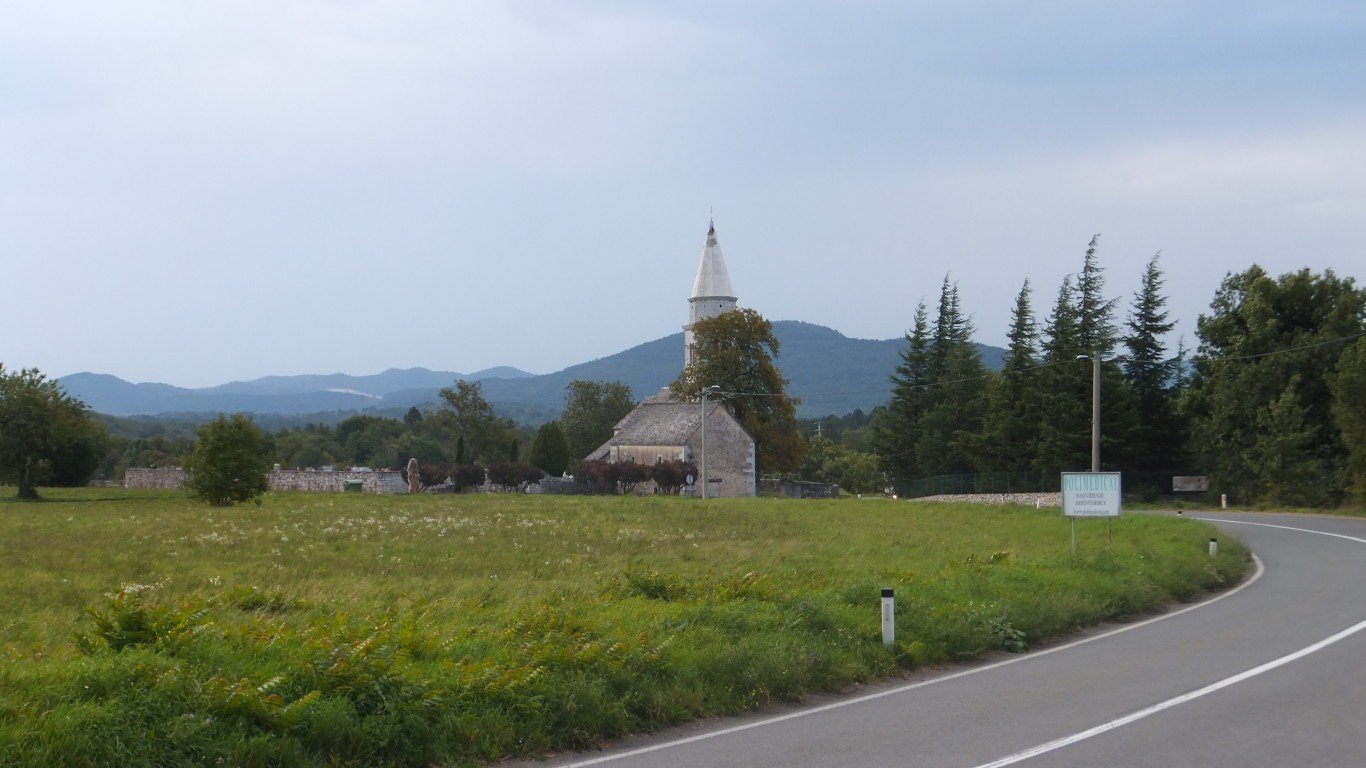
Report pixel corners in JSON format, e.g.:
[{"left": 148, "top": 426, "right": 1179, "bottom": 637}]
[{"left": 582, "top": 221, "right": 758, "bottom": 497}]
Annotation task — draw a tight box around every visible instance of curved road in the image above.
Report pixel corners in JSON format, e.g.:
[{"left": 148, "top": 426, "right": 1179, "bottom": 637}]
[{"left": 515, "top": 512, "right": 1366, "bottom": 768}]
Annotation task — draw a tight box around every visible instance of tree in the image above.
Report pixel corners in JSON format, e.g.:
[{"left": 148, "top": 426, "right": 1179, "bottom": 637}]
[
  {"left": 1032, "top": 277, "right": 1091, "bottom": 473},
  {"left": 872, "top": 277, "right": 990, "bottom": 481},
  {"left": 799, "top": 434, "right": 884, "bottom": 494},
  {"left": 0, "top": 365, "right": 106, "bottom": 498},
  {"left": 1122, "top": 254, "right": 1186, "bottom": 472},
  {"left": 671, "top": 308, "right": 805, "bottom": 474},
  {"left": 437, "top": 380, "right": 514, "bottom": 465},
  {"left": 561, "top": 381, "right": 635, "bottom": 460},
  {"left": 403, "top": 406, "right": 423, "bottom": 426},
  {"left": 913, "top": 277, "right": 990, "bottom": 476},
  {"left": 530, "top": 421, "right": 571, "bottom": 476},
  {"left": 184, "top": 414, "right": 271, "bottom": 506},
  {"left": 871, "top": 302, "right": 932, "bottom": 479},
  {"left": 982, "top": 281, "right": 1042, "bottom": 471},
  {"left": 1187, "top": 266, "right": 1364, "bottom": 506},
  {"left": 1331, "top": 337, "right": 1366, "bottom": 503}
]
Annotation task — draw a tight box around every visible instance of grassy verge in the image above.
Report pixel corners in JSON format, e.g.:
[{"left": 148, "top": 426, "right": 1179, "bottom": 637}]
[{"left": 0, "top": 489, "right": 1246, "bottom": 767}]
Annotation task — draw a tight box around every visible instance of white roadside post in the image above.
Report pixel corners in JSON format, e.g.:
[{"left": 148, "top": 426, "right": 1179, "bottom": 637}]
[
  {"left": 1221, "top": 493, "right": 1228, "bottom": 510},
  {"left": 881, "top": 588, "right": 895, "bottom": 647},
  {"left": 1209, "top": 538, "right": 1218, "bottom": 557}
]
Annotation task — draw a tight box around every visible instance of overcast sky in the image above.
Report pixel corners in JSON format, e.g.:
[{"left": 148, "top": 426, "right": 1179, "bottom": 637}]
[{"left": 3, "top": 1, "right": 1363, "bottom": 387}]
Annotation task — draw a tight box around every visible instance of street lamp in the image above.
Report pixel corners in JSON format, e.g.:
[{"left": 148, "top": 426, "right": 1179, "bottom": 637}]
[
  {"left": 700, "top": 385, "right": 720, "bottom": 499},
  {"left": 1077, "top": 351, "right": 1128, "bottom": 472}
]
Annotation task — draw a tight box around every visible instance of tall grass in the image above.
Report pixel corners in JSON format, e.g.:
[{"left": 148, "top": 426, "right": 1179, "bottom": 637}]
[{"left": 0, "top": 489, "right": 1246, "bottom": 766}]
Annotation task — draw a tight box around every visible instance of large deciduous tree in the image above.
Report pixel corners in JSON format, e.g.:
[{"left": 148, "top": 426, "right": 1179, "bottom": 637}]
[
  {"left": 672, "top": 308, "right": 805, "bottom": 474},
  {"left": 1331, "top": 337, "right": 1366, "bottom": 503},
  {"left": 184, "top": 414, "right": 271, "bottom": 507},
  {"left": 436, "top": 380, "right": 515, "bottom": 465},
  {"left": 560, "top": 380, "right": 635, "bottom": 460},
  {"left": 0, "top": 365, "right": 105, "bottom": 499},
  {"left": 1187, "top": 266, "right": 1364, "bottom": 506}
]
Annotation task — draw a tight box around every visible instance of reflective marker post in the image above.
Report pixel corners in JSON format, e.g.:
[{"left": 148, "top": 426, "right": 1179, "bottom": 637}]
[
  {"left": 881, "top": 588, "right": 895, "bottom": 647},
  {"left": 1209, "top": 538, "right": 1218, "bottom": 557}
]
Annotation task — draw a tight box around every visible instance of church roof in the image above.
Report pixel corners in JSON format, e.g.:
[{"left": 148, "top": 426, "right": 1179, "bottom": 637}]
[
  {"left": 690, "top": 221, "right": 736, "bottom": 300},
  {"left": 584, "top": 399, "right": 750, "bottom": 460}
]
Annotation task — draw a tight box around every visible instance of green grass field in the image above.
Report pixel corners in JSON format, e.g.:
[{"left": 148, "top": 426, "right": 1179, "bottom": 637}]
[{"left": 0, "top": 489, "right": 1247, "bottom": 767}]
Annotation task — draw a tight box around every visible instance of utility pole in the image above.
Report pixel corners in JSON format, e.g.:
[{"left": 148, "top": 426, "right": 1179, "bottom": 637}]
[
  {"left": 700, "top": 386, "right": 719, "bottom": 499},
  {"left": 1091, "top": 348, "right": 1101, "bottom": 472}
]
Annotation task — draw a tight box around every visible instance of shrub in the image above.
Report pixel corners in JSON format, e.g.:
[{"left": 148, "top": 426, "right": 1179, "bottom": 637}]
[
  {"left": 417, "top": 463, "right": 450, "bottom": 488},
  {"left": 650, "top": 460, "right": 697, "bottom": 495},
  {"left": 450, "top": 463, "right": 485, "bottom": 491},
  {"left": 184, "top": 414, "right": 270, "bottom": 506}
]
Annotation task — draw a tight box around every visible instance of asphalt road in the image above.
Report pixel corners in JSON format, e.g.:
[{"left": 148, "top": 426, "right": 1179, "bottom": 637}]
[{"left": 513, "top": 512, "right": 1366, "bottom": 768}]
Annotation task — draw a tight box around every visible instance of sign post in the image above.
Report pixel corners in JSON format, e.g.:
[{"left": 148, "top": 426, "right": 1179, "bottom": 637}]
[{"left": 1062, "top": 472, "right": 1122, "bottom": 554}]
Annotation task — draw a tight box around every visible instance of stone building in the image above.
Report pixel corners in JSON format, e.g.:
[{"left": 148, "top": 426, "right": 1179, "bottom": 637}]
[
  {"left": 585, "top": 390, "right": 757, "bottom": 498},
  {"left": 585, "top": 220, "right": 758, "bottom": 497}
]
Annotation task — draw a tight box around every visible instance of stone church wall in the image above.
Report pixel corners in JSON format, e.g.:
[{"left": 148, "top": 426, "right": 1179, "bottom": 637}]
[{"left": 683, "top": 411, "right": 756, "bottom": 498}]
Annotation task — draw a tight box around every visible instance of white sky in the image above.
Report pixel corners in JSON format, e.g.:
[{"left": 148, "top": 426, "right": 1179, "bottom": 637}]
[{"left": 3, "top": 1, "right": 1363, "bottom": 386}]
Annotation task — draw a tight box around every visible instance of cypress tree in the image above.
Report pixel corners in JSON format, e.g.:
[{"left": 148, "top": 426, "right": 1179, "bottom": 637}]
[{"left": 530, "top": 421, "right": 571, "bottom": 477}]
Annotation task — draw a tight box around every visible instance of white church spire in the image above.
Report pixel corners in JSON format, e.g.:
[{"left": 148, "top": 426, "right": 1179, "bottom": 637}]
[
  {"left": 684, "top": 218, "right": 739, "bottom": 366},
  {"left": 690, "top": 219, "right": 736, "bottom": 300}
]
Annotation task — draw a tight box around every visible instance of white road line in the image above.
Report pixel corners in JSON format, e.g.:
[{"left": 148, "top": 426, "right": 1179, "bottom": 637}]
[
  {"left": 551, "top": 554, "right": 1266, "bottom": 767},
  {"left": 1195, "top": 516, "right": 1366, "bottom": 546},
  {"left": 970, "top": 516, "right": 1366, "bottom": 768}
]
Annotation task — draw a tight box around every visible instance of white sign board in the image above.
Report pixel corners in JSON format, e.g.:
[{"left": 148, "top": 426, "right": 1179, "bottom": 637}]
[{"left": 1062, "top": 472, "right": 1122, "bottom": 518}]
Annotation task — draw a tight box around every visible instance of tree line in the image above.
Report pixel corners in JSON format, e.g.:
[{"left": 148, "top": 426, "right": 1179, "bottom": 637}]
[{"left": 867, "top": 238, "right": 1365, "bottom": 507}]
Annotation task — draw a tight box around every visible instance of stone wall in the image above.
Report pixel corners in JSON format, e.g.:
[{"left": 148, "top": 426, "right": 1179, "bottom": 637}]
[
  {"left": 914, "top": 492, "right": 1062, "bottom": 507},
  {"left": 124, "top": 467, "right": 188, "bottom": 489},
  {"left": 268, "top": 469, "right": 408, "bottom": 494},
  {"left": 123, "top": 467, "right": 408, "bottom": 494}
]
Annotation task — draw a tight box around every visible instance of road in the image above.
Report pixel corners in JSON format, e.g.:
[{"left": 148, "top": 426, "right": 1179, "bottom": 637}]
[{"left": 513, "top": 512, "right": 1366, "bottom": 767}]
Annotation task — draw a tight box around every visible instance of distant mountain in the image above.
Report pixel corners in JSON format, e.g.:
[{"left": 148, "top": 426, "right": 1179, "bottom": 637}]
[
  {"left": 59, "top": 324, "right": 1005, "bottom": 421},
  {"left": 60, "top": 367, "right": 532, "bottom": 418}
]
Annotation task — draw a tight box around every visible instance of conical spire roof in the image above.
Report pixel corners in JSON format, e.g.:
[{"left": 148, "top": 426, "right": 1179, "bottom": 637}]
[{"left": 690, "top": 221, "right": 736, "bottom": 299}]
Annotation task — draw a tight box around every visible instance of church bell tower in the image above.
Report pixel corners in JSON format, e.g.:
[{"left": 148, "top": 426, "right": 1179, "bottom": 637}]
[{"left": 684, "top": 220, "right": 738, "bottom": 366}]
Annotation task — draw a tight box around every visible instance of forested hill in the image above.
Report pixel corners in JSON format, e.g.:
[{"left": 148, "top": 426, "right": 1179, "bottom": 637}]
[{"left": 59, "top": 322, "right": 1006, "bottom": 422}]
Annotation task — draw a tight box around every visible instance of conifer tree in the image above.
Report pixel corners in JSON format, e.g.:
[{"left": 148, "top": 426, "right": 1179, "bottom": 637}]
[
  {"left": 982, "top": 280, "right": 1042, "bottom": 470},
  {"left": 1122, "top": 254, "right": 1185, "bottom": 472},
  {"left": 914, "top": 278, "right": 989, "bottom": 475},
  {"left": 871, "top": 302, "right": 932, "bottom": 479},
  {"left": 1032, "top": 277, "right": 1092, "bottom": 473}
]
